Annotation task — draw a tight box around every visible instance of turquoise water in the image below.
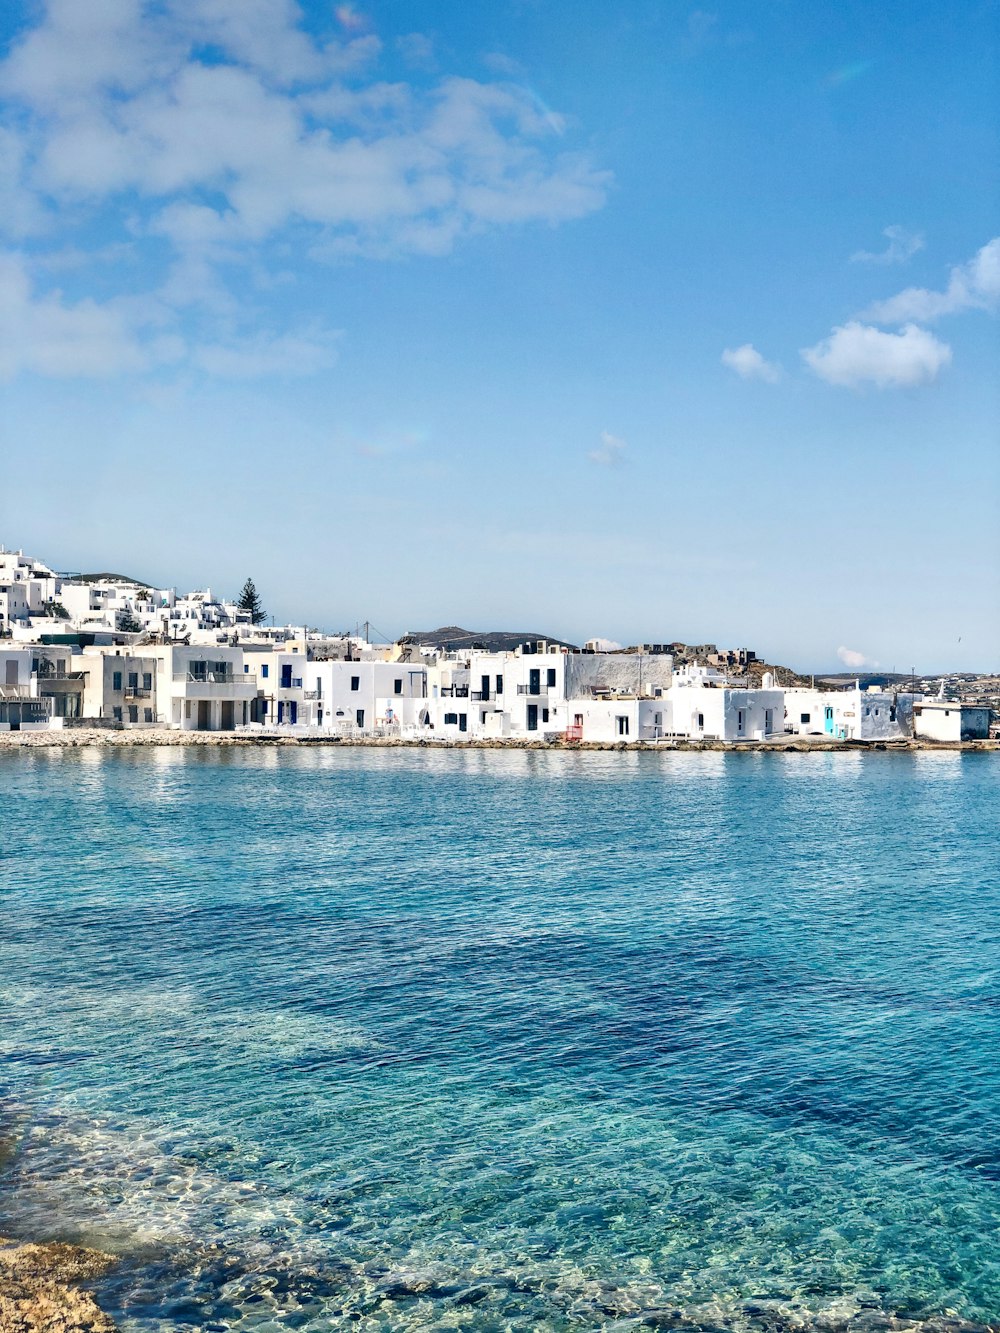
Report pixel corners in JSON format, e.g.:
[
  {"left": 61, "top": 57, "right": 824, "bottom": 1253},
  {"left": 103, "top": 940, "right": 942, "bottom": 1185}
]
[{"left": 1, "top": 748, "right": 999, "bottom": 1331}]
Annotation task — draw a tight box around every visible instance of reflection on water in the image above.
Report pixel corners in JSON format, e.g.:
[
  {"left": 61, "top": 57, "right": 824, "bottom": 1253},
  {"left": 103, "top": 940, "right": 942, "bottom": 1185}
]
[{"left": 1, "top": 749, "right": 999, "bottom": 1330}]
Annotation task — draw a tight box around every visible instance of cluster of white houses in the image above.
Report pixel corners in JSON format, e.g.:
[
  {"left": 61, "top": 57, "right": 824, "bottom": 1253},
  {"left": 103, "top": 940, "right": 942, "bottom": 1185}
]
[{"left": 0, "top": 546, "right": 991, "bottom": 743}]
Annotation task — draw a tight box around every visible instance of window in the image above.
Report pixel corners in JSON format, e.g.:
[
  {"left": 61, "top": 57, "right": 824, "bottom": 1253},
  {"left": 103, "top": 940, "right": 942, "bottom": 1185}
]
[
  {"left": 737, "top": 709, "right": 745, "bottom": 730},
  {"left": 261, "top": 664, "right": 269, "bottom": 678},
  {"left": 697, "top": 713, "right": 704, "bottom": 729},
  {"left": 143, "top": 673, "right": 152, "bottom": 691},
  {"left": 617, "top": 715, "right": 630, "bottom": 736},
  {"left": 394, "top": 678, "right": 403, "bottom": 695},
  {"left": 356, "top": 709, "right": 365, "bottom": 727},
  {"left": 444, "top": 712, "right": 458, "bottom": 725},
  {"left": 800, "top": 713, "right": 810, "bottom": 725},
  {"left": 112, "top": 671, "right": 122, "bottom": 691},
  {"left": 889, "top": 705, "right": 896, "bottom": 722},
  {"left": 547, "top": 668, "right": 556, "bottom": 687},
  {"left": 542, "top": 708, "right": 549, "bottom": 722},
  {"left": 128, "top": 672, "right": 138, "bottom": 689},
  {"left": 244, "top": 664, "right": 250, "bottom": 673},
  {"left": 280, "top": 665, "right": 292, "bottom": 689},
  {"left": 351, "top": 676, "right": 360, "bottom": 691},
  {"left": 496, "top": 674, "right": 503, "bottom": 694},
  {"left": 459, "top": 713, "right": 468, "bottom": 732}
]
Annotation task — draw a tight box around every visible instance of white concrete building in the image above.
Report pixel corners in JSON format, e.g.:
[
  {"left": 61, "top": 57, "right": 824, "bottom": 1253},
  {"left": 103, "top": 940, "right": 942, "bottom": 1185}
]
[
  {"left": 144, "top": 644, "right": 258, "bottom": 730},
  {"left": 912, "top": 699, "right": 990, "bottom": 742},
  {"left": 0, "top": 548, "right": 60, "bottom": 630},
  {"left": 660, "top": 664, "right": 784, "bottom": 742},
  {"left": 783, "top": 684, "right": 918, "bottom": 740}
]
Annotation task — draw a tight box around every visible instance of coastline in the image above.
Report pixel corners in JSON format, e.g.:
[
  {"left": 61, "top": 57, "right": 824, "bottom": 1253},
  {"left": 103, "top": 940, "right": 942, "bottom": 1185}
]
[
  {"left": 0, "top": 727, "right": 996, "bottom": 753},
  {"left": 0, "top": 1238, "right": 118, "bottom": 1333}
]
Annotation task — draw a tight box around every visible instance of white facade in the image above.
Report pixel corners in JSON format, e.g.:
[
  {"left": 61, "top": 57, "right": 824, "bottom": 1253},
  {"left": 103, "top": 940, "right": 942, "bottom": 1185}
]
[
  {"left": 783, "top": 685, "right": 918, "bottom": 740},
  {"left": 144, "top": 645, "right": 258, "bottom": 731},
  {"left": 912, "top": 700, "right": 990, "bottom": 742}
]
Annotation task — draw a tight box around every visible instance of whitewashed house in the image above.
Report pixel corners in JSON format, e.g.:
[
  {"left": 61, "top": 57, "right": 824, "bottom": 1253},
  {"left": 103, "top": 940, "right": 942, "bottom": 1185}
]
[
  {"left": 662, "top": 664, "right": 783, "bottom": 742},
  {"left": 912, "top": 699, "right": 990, "bottom": 742},
  {"left": 142, "top": 644, "right": 257, "bottom": 730},
  {"left": 0, "top": 647, "right": 53, "bottom": 729},
  {"left": 783, "top": 685, "right": 918, "bottom": 740}
]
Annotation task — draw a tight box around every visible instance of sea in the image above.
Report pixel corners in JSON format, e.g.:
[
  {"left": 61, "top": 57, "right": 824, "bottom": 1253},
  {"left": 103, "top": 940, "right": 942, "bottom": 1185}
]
[{"left": 1, "top": 747, "right": 999, "bottom": 1331}]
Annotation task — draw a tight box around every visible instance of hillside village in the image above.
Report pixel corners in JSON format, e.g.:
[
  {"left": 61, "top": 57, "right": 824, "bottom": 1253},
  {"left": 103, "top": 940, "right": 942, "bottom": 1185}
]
[{"left": 0, "top": 544, "right": 993, "bottom": 745}]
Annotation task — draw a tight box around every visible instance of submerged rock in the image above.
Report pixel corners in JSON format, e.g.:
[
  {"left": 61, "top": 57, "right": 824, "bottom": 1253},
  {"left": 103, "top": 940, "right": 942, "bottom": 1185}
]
[{"left": 0, "top": 1238, "right": 117, "bottom": 1333}]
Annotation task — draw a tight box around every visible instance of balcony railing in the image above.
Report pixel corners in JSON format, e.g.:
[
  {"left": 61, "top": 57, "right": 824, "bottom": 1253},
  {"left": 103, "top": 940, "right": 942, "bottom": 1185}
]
[
  {"left": 174, "top": 670, "right": 239, "bottom": 684},
  {"left": 439, "top": 685, "right": 469, "bottom": 698},
  {"left": 124, "top": 687, "right": 151, "bottom": 698},
  {"left": 517, "top": 684, "right": 551, "bottom": 695}
]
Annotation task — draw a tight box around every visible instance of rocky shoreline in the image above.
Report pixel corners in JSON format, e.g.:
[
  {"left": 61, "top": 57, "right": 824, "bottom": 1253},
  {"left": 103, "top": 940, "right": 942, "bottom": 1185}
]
[
  {"left": 0, "top": 727, "right": 996, "bottom": 753},
  {"left": 0, "top": 1239, "right": 118, "bottom": 1333}
]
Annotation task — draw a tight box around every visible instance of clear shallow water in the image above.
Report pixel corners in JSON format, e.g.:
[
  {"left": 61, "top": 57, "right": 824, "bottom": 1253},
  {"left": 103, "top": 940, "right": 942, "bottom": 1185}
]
[{"left": 1, "top": 748, "right": 999, "bottom": 1331}]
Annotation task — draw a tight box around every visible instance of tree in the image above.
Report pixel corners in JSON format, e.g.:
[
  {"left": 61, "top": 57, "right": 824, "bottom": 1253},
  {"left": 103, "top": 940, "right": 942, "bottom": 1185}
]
[
  {"left": 118, "top": 608, "right": 143, "bottom": 633},
  {"left": 238, "top": 578, "right": 267, "bottom": 625}
]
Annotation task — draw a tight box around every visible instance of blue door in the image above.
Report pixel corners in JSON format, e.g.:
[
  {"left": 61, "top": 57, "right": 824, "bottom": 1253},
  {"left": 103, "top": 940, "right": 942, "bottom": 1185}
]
[{"left": 824, "top": 706, "right": 834, "bottom": 734}]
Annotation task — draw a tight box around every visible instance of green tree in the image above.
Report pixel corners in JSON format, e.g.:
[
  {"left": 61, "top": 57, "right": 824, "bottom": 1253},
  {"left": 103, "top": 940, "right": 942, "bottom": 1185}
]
[
  {"left": 118, "top": 608, "right": 143, "bottom": 633},
  {"left": 238, "top": 577, "right": 267, "bottom": 625}
]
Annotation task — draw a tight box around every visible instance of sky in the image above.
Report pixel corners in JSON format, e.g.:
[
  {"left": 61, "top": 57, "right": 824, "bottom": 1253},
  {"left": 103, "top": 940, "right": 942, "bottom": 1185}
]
[{"left": 0, "top": 0, "right": 997, "bottom": 672}]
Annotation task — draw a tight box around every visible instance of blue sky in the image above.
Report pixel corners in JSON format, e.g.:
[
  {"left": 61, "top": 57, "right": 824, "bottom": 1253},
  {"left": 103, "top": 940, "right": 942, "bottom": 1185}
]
[{"left": 1, "top": 0, "right": 997, "bottom": 671}]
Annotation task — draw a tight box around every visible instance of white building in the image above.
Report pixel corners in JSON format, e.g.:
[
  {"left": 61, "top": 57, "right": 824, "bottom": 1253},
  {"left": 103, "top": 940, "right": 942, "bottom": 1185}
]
[
  {"left": 0, "top": 548, "right": 60, "bottom": 630},
  {"left": 783, "top": 684, "right": 918, "bottom": 741},
  {"left": 144, "top": 644, "right": 258, "bottom": 731},
  {"left": 658, "top": 664, "right": 784, "bottom": 742},
  {"left": 912, "top": 699, "right": 990, "bottom": 742}
]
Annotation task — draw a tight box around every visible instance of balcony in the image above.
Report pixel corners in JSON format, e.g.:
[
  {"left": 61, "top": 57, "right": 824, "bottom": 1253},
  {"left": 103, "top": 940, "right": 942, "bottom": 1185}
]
[
  {"left": 517, "top": 683, "right": 551, "bottom": 696},
  {"left": 124, "top": 687, "right": 151, "bottom": 699},
  {"left": 439, "top": 685, "right": 469, "bottom": 698},
  {"left": 172, "top": 670, "right": 257, "bottom": 699}
]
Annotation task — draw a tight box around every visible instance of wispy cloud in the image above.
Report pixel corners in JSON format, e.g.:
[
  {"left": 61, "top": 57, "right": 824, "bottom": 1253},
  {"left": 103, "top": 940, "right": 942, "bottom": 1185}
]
[
  {"left": 851, "top": 224, "right": 924, "bottom": 266},
  {"left": 588, "top": 431, "right": 627, "bottom": 466},
  {"left": 802, "top": 321, "right": 951, "bottom": 389},
  {"left": 0, "top": 0, "right": 611, "bottom": 380},
  {"left": 864, "top": 236, "right": 1000, "bottom": 324},
  {"left": 721, "top": 343, "right": 781, "bottom": 383}
]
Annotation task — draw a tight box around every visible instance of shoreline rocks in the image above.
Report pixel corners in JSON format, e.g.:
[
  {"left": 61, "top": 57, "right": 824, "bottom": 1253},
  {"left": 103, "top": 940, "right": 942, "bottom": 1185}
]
[
  {"left": 0, "top": 1238, "right": 117, "bottom": 1333},
  {"left": 0, "top": 728, "right": 995, "bottom": 753}
]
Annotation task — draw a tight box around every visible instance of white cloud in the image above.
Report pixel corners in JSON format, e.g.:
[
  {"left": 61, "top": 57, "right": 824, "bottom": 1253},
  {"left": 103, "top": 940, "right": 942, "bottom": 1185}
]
[
  {"left": 864, "top": 236, "right": 1000, "bottom": 323},
  {"left": 396, "top": 33, "right": 435, "bottom": 70},
  {"left": 801, "top": 321, "right": 951, "bottom": 389},
  {"left": 0, "top": 250, "right": 176, "bottom": 378},
  {"left": 837, "top": 645, "right": 876, "bottom": 670},
  {"left": 588, "top": 431, "right": 627, "bottom": 466},
  {"left": 0, "top": 4, "right": 609, "bottom": 254},
  {"left": 850, "top": 224, "right": 924, "bottom": 266},
  {"left": 192, "top": 327, "right": 339, "bottom": 377},
  {"left": 721, "top": 342, "right": 781, "bottom": 382},
  {"left": 0, "top": 0, "right": 610, "bottom": 380}
]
